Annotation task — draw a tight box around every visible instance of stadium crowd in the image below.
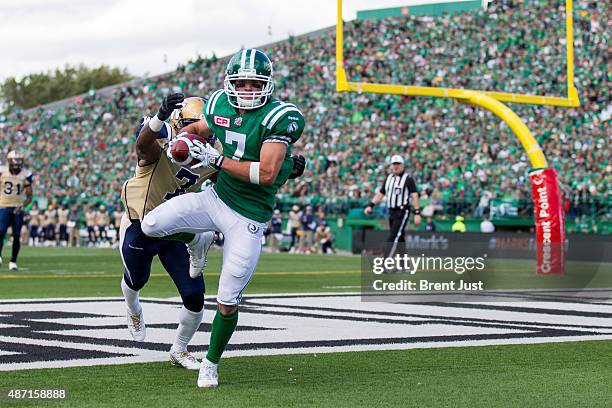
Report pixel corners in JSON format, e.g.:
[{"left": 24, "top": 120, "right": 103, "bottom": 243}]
[
  {"left": 0, "top": 0, "right": 609, "bottom": 231},
  {"left": 3, "top": 202, "right": 335, "bottom": 253}
]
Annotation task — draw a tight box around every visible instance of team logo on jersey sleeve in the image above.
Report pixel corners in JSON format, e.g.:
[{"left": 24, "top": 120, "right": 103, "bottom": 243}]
[
  {"left": 214, "top": 115, "right": 231, "bottom": 128},
  {"left": 287, "top": 122, "right": 298, "bottom": 133}
]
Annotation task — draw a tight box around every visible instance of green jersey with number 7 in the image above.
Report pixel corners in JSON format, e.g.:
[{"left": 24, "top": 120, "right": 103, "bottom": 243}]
[{"left": 203, "top": 86, "right": 305, "bottom": 223}]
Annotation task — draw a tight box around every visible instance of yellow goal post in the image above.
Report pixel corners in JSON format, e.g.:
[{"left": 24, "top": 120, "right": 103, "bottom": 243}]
[{"left": 335, "top": 0, "right": 580, "bottom": 169}]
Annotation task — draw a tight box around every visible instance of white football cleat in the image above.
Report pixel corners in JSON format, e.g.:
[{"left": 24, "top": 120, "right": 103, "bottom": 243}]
[
  {"left": 0, "top": 256, "right": 3, "bottom": 268},
  {"left": 197, "top": 359, "right": 219, "bottom": 388},
  {"left": 8, "top": 262, "right": 18, "bottom": 271},
  {"left": 126, "top": 309, "right": 146, "bottom": 341},
  {"left": 186, "top": 232, "right": 214, "bottom": 279},
  {"left": 170, "top": 350, "right": 200, "bottom": 370}
]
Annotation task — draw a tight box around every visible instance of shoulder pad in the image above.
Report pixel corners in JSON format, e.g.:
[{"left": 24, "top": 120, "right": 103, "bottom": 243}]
[
  {"left": 205, "top": 89, "right": 225, "bottom": 116},
  {"left": 263, "top": 104, "right": 305, "bottom": 145},
  {"left": 260, "top": 102, "right": 301, "bottom": 130},
  {"left": 137, "top": 116, "right": 170, "bottom": 139}
]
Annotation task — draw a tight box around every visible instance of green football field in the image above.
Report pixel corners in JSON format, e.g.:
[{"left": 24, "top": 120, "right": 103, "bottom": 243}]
[
  {"left": 0, "top": 247, "right": 611, "bottom": 407},
  {"left": 1, "top": 247, "right": 608, "bottom": 299},
  {"left": 3, "top": 342, "right": 611, "bottom": 408},
  {"left": 0, "top": 247, "right": 361, "bottom": 299}
]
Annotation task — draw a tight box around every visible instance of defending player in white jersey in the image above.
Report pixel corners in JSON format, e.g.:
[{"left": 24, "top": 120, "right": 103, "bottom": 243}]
[
  {"left": 119, "top": 95, "right": 217, "bottom": 369},
  {"left": 0, "top": 151, "right": 33, "bottom": 270}
]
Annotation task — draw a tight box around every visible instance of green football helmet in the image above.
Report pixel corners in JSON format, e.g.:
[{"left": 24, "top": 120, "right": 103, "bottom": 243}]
[{"left": 224, "top": 48, "right": 274, "bottom": 110}]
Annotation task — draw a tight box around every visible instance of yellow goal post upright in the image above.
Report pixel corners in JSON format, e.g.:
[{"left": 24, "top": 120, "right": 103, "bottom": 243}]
[{"left": 336, "top": 0, "right": 578, "bottom": 274}]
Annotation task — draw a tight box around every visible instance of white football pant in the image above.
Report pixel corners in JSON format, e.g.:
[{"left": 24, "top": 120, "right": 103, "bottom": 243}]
[{"left": 141, "top": 187, "right": 265, "bottom": 305}]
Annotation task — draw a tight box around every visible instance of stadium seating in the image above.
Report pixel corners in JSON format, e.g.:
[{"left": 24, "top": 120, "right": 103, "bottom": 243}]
[{"left": 0, "top": 0, "right": 609, "bottom": 231}]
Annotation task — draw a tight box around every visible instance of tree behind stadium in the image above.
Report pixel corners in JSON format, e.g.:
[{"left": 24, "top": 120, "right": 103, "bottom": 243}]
[{"left": 0, "top": 64, "right": 131, "bottom": 113}]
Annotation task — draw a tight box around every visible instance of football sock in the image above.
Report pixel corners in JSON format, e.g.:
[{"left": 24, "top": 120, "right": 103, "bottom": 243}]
[
  {"left": 121, "top": 277, "right": 142, "bottom": 315},
  {"left": 10, "top": 238, "right": 20, "bottom": 262},
  {"left": 171, "top": 306, "right": 204, "bottom": 353},
  {"left": 206, "top": 309, "right": 238, "bottom": 364},
  {"left": 165, "top": 232, "right": 196, "bottom": 243}
]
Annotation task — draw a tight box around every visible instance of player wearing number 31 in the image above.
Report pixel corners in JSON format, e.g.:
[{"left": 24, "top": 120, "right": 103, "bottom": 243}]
[
  {"left": 140, "top": 48, "right": 306, "bottom": 388},
  {"left": 0, "top": 151, "right": 33, "bottom": 271}
]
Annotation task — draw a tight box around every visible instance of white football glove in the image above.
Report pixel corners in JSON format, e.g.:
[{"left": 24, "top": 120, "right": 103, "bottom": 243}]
[
  {"left": 190, "top": 139, "right": 223, "bottom": 169},
  {"left": 166, "top": 138, "right": 178, "bottom": 163}
]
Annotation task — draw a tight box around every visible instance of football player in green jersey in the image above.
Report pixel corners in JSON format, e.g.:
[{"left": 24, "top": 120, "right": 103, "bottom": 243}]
[{"left": 140, "top": 48, "right": 305, "bottom": 388}]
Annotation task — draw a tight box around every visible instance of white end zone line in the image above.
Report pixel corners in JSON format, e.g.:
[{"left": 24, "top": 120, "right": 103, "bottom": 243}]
[{"left": 0, "top": 292, "right": 611, "bottom": 371}]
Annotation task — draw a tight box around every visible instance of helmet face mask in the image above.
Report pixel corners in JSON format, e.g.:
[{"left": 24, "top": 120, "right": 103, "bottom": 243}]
[
  {"left": 224, "top": 49, "right": 274, "bottom": 110},
  {"left": 176, "top": 117, "right": 200, "bottom": 129},
  {"left": 7, "top": 150, "right": 24, "bottom": 174},
  {"left": 170, "top": 97, "right": 206, "bottom": 134},
  {"left": 8, "top": 159, "right": 24, "bottom": 173}
]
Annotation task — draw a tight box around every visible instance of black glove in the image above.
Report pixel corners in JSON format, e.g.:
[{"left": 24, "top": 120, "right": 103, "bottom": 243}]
[
  {"left": 157, "top": 93, "right": 184, "bottom": 121},
  {"left": 289, "top": 155, "right": 306, "bottom": 179}
]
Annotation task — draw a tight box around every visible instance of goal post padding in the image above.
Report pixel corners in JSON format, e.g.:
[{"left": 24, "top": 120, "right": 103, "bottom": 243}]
[{"left": 529, "top": 168, "right": 566, "bottom": 275}]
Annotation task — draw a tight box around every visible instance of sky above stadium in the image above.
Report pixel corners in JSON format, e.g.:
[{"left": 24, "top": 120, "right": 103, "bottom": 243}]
[{"left": 0, "top": 0, "right": 472, "bottom": 81}]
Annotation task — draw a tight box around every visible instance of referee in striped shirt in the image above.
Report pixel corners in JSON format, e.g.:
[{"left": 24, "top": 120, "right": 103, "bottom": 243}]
[{"left": 364, "top": 155, "right": 421, "bottom": 257}]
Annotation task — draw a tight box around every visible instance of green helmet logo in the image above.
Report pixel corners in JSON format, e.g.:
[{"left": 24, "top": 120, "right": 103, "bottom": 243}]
[{"left": 224, "top": 48, "right": 274, "bottom": 110}]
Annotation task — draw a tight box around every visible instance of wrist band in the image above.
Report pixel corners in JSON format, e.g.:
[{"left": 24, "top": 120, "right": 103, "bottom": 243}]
[
  {"left": 212, "top": 156, "right": 224, "bottom": 170},
  {"left": 413, "top": 209, "right": 421, "bottom": 215},
  {"left": 368, "top": 202, "right": 376, "bottom": 208},
  {"left": 148, "top": 115, "right": 164, "bottom": 132},
  {"left": 249, "top": 162, "right": 260, "bottom": 185}
]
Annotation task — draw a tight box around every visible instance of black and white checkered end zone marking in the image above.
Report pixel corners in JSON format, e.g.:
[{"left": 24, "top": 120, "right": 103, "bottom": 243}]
[{"left": 1, "top": 292, "right": 611, "bottom": 371}]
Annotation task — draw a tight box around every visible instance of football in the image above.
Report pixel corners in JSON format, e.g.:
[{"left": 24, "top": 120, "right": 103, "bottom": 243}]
[{"left": 170, "top": 133, "right": 207, "bottom": 166}]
